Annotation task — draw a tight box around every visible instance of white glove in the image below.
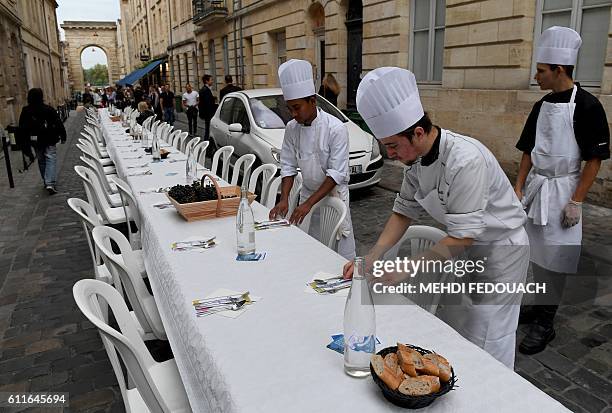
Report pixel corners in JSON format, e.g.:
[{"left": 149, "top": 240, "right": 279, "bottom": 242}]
[{"left": 561, "top": 200, "right": 582, "bottom": 228}]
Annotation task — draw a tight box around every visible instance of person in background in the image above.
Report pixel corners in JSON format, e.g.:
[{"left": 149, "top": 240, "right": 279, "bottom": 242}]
[
  {"left": 160, "top": 83, "right": 175, "bottom": 125},
  {"left": 132, "top": 85, "right": 145, "bottom": 109},
  {"left": 92, "top": 89, "right": 102, "bottom": 107},
  {"left": 318, "top": 73, "right": 340, "bottom": 107},
  {"left": 149, "top": 85, "right": 161, "bottom": 120},
  {"left": 114, "top": 86, "right": 126, "bottom": 109},
  {"left": 82, "top": 87, "right": 93, "bottom": 107},
  {"left": 18, "top": 88, "right": 67, "bottom": 194},
  {"left": 219, "top": 75, "right": 242, "bottom": 102},
  {"left": 514, "top": 27, "right": 610, "bottom": 355},
  {"left": 198, "top": 74, "right": 216, "bottom": 141},
  {"left": 182, "top": 83, "right": 199, "bottom": 136},
  {"left": 136, "top": 101, "right": 155, "bottom": 125}
]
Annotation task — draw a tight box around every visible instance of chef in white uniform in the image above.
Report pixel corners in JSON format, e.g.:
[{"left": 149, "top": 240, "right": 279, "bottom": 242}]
[
  {"left": 344, "top": 67, "right": 529, "bottom": 368},
  {"left": 515, "top": 27, "right": 610, "bottom": 355},
  {"left": 269, "top": 59, "right": 356, "bottom": 260}
]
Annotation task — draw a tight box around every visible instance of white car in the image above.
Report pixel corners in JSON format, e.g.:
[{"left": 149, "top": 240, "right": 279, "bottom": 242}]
[{"left": 209, "top": 88, "right": 383, "bottom": 189}]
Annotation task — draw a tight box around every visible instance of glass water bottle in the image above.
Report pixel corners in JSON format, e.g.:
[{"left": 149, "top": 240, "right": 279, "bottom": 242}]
[
  {"left": 343, "top": 257, "right": 376, "bottom": 377},
  {"left": 236, "top": 186, "right": 256, "bottom": 255}
]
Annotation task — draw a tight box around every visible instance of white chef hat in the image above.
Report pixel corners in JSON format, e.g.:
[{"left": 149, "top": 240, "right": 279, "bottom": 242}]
[
  {"left": 356, "top": 67, "right": 424, "bottom": 140},
  {"left": 278, "top": 59, "right": 316, "bottom": 101},
  {"left": 536, "top": 26, "right": 582, "bottom": 66}
]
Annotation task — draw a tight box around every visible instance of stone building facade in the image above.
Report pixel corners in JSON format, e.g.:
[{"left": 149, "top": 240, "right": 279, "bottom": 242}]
[
  {"left": 0, "top": 0, "right": 67, "bottom": 129},
  {"left": 119, "top": 0, "right": 612, "bottom": 205}
]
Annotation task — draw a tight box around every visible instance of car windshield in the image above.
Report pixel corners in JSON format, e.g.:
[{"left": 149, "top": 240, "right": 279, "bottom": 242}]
[{"left": 249, "top": 95, "right": 347, "bottom": 129}]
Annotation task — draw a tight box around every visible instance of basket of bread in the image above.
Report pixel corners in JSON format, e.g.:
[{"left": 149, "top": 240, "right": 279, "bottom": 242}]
[{"left": 370, "top": 343, "right": 456, "bottom": 409}]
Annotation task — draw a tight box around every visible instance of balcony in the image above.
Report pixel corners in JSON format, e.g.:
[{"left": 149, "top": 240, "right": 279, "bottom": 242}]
[{"left": 192, "top": 0, "right": 228, "bottom": 26}]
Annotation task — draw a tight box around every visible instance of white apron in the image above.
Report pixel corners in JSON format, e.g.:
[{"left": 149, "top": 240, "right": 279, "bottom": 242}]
[
  {"left": 522, "top": 85, "right": 582, "bottom": 274},
  {"left": 296, "top": 119, "right": 356, "bottom": 260},
  {"left": 413, "top": 138, "right": 529, "bottom": 369}
]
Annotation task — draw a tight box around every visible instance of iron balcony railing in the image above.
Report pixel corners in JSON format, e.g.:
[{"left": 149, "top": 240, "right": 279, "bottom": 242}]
[{"left": 192, "top": 0, "right": 228, "bottom": 25}]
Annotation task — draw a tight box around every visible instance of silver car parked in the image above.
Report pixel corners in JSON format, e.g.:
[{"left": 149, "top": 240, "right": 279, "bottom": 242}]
[{"left": 209, "top": 88, "right": 383, "bottom": 189}]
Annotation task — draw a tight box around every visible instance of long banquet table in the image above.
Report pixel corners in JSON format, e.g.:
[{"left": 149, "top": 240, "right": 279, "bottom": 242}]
[{"left": 99, "top": 109, "right": 570, "bottom": 412}]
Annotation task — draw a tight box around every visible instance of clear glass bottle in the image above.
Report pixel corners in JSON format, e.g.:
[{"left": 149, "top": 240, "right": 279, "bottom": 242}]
[
  {"left": 186, "top": 146, "right": 197, "bottom": 183},
  {"left": 236, "top": 186, "right": 256, "bottom": 255},
  {"left": 343, "top": 257, "right": 376, "bottom": 377},
  {"left": 151, "top": 130, "right": 161, "bottom": 161}
]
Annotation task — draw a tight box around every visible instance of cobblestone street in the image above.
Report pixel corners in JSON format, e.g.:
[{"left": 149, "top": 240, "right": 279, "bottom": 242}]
[{"left": 0, "top": 111, "right": 610, "bottom": 412}]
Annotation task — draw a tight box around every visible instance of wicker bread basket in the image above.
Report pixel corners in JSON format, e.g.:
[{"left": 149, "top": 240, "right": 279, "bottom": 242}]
[{"left": 167, "top": 173, "right": 256, "bottom": 221}]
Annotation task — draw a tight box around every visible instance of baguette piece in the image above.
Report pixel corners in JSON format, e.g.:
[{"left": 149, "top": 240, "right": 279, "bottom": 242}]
[
  {"left": 396, "top": 343, "right": 422, "bottom": 377},
  {"left": 398, "top": 375, "right": 441, "bottom": 396},
  {"left": 417, "top": 356, "right": 439, "bottom": 377},
  {"left": 372, "top": 355, "right": 403, "bottom": 391},
  {"left": 384, "top": 353, "right": 399, "bottom": 371},
  {"left": 423, "top": 353, "right": 452, "bottom": 382}
]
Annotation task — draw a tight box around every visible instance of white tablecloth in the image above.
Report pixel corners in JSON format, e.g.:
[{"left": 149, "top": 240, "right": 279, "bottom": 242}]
[{"left": 99, "top": 111, "right": 570, "bottom": 413}]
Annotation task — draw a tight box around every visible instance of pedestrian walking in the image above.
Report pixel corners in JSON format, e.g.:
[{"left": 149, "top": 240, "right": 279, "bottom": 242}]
[
  {"left": 219, "top": 75, "right": 242, "bottom": 102},
  {"left": 160, "top": 83, "right": 176, "bottom": 125},
  {"left": 18, "top": 88, "right": 67, "bottom": 194}
]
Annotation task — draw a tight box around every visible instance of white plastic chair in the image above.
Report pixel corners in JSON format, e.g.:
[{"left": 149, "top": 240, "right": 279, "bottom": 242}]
[
  {"left": 92, "top": 226, "right": 166, "bottom": 341},
  {"left": 230, "top": 154, "right": 256, "bottom": 187},
  {"left": 74, "top": 165, "right": 126, "bottom": 225},
  {"left": 183, "top": 136, "right": 201, "bottom": 155},
  {"left": 211, "top": 145, "right": 234, "bottom": 182},
  {"left": 81, "top": 130, "right": 111, "bottom": 162},
  {"left": 83, "top": 125, "right": 107, "bottom": 150},
  {"left": 72, "top": 279, "right": 191, "bottom": 413},
  {"left": 77, "top": 143, "right": 118, "bottom": 192},
  {"left": 112, "top": 177, "right": 142, "bottom": 250},
  {"left": 174, "top": 132, "right": 189, "bottom": 152},
  {"left": 287, "top": 173, "right": 303, "bottom": 217},
  {"left": 382, "top": 225, "right": 448, "bottom": 314},
  {"left": 142, "top": 116, "right": 154, "bottom": 132},
  {"left": 263, "top": 175, "right": 282, "bottom": 209},
  {"left": 300, "top": 196, "right": 347, "bottom": 252},
  {"left": 77, "top": 140, "right": 116, "bottom": 174},
  {"left": 193, "top": 141, "right": 209, "bottom": 166},
  {"left": 67, "top": 198, "right": 112, "bottom": 285},
  {"left": 167, "top": 130, "right": 182, "bottom": 148},
  {"left": 80, "top": 156, "right": 123, "bottom": 207},
  {"left": 150, "top": 120, "right": 161, "bottom": 137},
  {"left": 248, "top": 163, "right": 277, "bottom": 201}
]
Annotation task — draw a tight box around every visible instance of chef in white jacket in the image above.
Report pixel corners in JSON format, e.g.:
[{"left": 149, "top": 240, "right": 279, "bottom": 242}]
[
  {"left": 269, "top": 59, "right": 356, "bottom": 260},
  {"left": 344, "top": 67, "right": 529, "bottom": 368},
  {"left": 514, "top": 27, "right": 609, "bottom": 355}
]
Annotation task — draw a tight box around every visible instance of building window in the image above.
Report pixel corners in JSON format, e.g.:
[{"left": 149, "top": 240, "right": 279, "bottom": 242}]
[
  {"left": 222, "top": 36, "right": 230, "bottom": 76},
  {"left": 410, "top": 0, "right": 445, "bottom": 83},
  {"left": 276, "top": 31, "right": 286, "bottom": 68},
  {"left": 533, "top": 0, "right": 612, "bottom": 87}
]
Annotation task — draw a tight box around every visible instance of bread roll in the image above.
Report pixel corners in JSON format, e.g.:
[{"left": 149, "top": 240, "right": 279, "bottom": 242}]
[
  {"left": 398, "top": 375, "right": 440, "bottom": 396},
  {"left": 372, "top": 355, "right": 403, "bottom": 391}
]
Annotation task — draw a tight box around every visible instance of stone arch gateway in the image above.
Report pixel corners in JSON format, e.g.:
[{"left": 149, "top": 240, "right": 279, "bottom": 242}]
[{"left": 61, "top": 21, "right": 121, "bottom": 93}]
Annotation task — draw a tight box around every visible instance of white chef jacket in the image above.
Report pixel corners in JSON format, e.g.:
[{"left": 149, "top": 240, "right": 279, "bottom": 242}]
[
  {"left": 280, "top": 109, "right": 349, "bottom": 187},
  {"left": 393, "top": 129, "right": 527, "bottom": 242}
]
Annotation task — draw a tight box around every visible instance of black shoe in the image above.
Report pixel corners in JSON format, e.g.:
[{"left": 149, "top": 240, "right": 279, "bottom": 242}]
[
  {"left": 518, "top": 305, "right": 536, "bottom": 324},
  {"left": 519, "top": 324, "right": 556, "bottom": 355},
  {"left": 46, "top": 185, "right": 58, "bottom": 195}
]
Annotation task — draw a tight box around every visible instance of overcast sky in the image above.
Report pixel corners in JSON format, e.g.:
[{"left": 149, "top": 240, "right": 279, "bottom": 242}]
[{"left": 56, "top": 0, "right": 120, "bottom": 68}]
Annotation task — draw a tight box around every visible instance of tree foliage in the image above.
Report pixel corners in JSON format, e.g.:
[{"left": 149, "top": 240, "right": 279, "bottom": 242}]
[{"left": 83, "top": 64, "right": 109, "bottom": 87}]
